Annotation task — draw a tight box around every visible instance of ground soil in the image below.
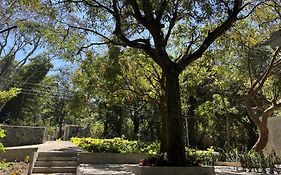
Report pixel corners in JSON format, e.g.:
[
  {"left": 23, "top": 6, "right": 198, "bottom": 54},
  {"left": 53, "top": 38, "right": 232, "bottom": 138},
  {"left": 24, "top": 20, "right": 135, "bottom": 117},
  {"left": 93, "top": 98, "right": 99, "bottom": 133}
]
[{"left": 0, "top": 162, "right": 28, "bottom": 175}]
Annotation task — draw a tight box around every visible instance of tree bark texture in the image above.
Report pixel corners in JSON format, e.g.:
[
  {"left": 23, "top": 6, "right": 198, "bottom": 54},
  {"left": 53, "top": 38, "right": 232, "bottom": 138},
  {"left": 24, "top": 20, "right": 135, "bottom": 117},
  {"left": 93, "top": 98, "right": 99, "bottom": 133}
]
[
  {"left": 252, "top": 123, "right": 269, "bottom": 152},
  {"left": 159, "top": 79, "right": 168, "bottom": 153},
  {"left": 162, "top": 71, "right": 186, "bottom": 165}
]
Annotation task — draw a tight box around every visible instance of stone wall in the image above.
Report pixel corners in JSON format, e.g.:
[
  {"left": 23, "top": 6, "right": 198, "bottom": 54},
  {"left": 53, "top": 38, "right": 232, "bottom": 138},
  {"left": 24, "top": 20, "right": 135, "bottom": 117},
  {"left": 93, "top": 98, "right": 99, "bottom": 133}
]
[
  {"left": 265, "top": 117, "right": 281, "bottom": 157},
  {"left": 0, "top": 125, "right": 47, "bottom": 147},
  {"left": 63, "top": 125, "right": 91, "bottom": 140}
]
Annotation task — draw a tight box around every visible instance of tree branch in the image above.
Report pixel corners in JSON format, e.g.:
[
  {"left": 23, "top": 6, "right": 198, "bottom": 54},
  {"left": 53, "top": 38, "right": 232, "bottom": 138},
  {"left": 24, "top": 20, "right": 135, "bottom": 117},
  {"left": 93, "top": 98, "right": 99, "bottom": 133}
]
[
  {"left": 177, "top": 0, "right": 243, "bottom": 73},
  {"left": 0, "top": 26, "right": 17, "bottom": 34},
  {"left": 164, "top": 0, "right": 179, "bottom": 47},
  {"left": 126, "top": 0, "right": 147, "bottom": 26},
  {"left": 155, "top": 0, "right": 167, "bottom": 21},
  {"left": 247, "top": 47, "right": 281, "bottom": 97},
  {"left": 238, "top": 1, "right": 265, "bottom": 20},
  {"left": 112, "top": 0, "right": 160, "bottom": 65}
]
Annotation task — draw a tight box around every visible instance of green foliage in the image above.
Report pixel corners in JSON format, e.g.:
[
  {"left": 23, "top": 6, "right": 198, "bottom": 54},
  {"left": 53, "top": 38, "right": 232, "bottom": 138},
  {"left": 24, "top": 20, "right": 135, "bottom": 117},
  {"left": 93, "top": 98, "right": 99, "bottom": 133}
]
[
  {"left": 0, "top": 129, "right": 5, "bottom": 152},
  {"left": 239, "top": 151, "right": 281, "bottom": 173},
  {"left": 0, "top": 56, "right": 53, "bottom": 124},
  {"left": 186, "top": 147, "right": 216, "bottom": 166},
  {"left": 90, "top": 122, "right": 104, "bottom": 138},
  {"left": 0, "top": 161, "right": 13, "bottom": 171},
  {"left": 221, "top": 148, "right": 281, "bottom": 174},
  {"left": 220, "top": 148, "right": 241, "bottom": 162},
  {"left": 0, "top": 88, "right": 21, "bottom": 103},
  {"left": 72, "top": 48, "right": 161, "bottom": 140},
  {"left": 71, "top": 137, "right": 149, "bottom": 154},
  {"left": 71, "top": 137, "right": 215, "bottom": 165}
]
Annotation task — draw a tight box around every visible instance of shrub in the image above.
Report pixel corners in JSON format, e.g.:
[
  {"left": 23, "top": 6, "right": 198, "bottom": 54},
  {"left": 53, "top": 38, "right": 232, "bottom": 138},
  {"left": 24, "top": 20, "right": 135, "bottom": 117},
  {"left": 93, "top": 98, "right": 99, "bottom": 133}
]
[
  {"left": 71, "top": 137, "right": 215, "bottom": 166},
  {"left": 71, "top": 137, "right": 142, "bottom": 153},
  {"left": 186, "top": 147, "right": 216, "bottom": 165},
  {"left": 239, "top": 150, "right": 281, "bottom": 173}
]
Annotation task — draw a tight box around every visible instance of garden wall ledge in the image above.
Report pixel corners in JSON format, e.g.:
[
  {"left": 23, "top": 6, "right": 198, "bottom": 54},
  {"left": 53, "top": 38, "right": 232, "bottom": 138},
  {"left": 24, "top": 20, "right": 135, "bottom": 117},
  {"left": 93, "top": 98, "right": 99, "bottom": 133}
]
[
  {"left": 78, "top": 152, "right": 147, "bottom": 164},
  {"left": 126, "top": 164, "right": 215, "bottom": 175},
  {"left": 0, "top": 146, "right": 38, "bottom": 162}
]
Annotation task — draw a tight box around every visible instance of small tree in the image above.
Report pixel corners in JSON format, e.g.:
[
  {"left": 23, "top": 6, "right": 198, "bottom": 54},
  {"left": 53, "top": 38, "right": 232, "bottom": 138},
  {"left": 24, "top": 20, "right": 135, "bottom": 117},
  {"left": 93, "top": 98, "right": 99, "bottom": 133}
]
[{"left": 245, "top": 46, "right": 281, "bottom": 152}]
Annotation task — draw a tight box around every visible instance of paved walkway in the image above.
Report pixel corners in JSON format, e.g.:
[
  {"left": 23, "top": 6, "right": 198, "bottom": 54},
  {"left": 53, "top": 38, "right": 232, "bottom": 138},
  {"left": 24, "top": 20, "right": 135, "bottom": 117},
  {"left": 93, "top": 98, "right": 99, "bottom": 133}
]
[
  {"left": 37, "top": 141, "right": 86, "bottom": 153},
  {"left": 78, "top": 164, "right": 276, "bottom": 175}
]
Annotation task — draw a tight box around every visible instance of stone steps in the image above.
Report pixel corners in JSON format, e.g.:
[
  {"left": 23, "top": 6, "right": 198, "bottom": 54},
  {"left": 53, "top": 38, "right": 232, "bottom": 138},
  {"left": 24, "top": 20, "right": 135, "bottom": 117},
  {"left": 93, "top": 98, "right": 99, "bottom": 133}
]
[
  {"left": 35, "top": 160, "right": 77, "bottom": 167},
  {"left": 32, "top": 167, "right": 77, "bottom": 173},
  {"left": 31, "top": 151, "right": 77, "bottom": 174},
  {"left": 36, "top": 156, "right": 77, "bottom": 161},
  {"left": 38, "top": 152, "right": 77, "bottom": 157}
]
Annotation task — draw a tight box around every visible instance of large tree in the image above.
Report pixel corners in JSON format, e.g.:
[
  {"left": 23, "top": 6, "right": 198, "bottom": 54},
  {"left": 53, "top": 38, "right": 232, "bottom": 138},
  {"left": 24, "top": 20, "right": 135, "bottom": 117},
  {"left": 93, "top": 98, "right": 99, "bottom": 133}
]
[{"left": 59, "top": 0, "right": 252, "bottom": 164}]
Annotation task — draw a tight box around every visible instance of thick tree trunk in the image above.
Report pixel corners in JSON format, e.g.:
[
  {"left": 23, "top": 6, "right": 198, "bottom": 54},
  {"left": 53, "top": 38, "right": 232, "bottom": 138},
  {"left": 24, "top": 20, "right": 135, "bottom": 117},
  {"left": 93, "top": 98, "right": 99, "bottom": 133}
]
[
  {"left": 160, "top": 93, "right": 168, "bottom": 153},
  {"left": 132, "top": 116, "right": 140, "bottom": 138},
  {"left": 161, "top": 71, "right": 186, "bottom": 165}
]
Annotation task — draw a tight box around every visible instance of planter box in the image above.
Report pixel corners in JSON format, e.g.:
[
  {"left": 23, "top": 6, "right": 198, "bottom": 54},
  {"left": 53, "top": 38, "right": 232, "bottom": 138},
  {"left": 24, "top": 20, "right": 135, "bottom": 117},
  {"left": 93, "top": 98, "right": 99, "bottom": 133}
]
[
  {"left": 126, "top": 164, "right": 214, "bottom": 175},
  {"left": 78, "top": 152, "right": 147, "bottom": 164}
]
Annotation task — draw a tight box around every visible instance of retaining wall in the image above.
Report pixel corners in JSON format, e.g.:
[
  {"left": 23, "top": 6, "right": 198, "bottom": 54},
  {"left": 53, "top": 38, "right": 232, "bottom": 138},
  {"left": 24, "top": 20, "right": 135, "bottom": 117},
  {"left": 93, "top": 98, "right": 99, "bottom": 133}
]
[
  {"left": 0, "top": 125, "right": 47, "bottom": 147},
  {"left": 0, "top": 146, "right": 38, "bottom": 162}
]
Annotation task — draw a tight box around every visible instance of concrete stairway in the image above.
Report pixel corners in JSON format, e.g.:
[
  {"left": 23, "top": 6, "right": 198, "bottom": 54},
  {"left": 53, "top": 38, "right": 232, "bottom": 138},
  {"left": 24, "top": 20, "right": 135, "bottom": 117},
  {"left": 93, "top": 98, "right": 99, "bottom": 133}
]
[{"left": 31, "top": 151, "right": 77, "bottom": 175}]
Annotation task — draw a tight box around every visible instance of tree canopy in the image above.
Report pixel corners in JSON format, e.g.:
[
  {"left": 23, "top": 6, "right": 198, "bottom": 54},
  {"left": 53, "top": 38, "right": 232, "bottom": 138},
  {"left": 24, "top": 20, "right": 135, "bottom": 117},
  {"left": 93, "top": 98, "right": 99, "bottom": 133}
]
[{"left": 0, "top": 0, "right": 280, "bottom": 165}]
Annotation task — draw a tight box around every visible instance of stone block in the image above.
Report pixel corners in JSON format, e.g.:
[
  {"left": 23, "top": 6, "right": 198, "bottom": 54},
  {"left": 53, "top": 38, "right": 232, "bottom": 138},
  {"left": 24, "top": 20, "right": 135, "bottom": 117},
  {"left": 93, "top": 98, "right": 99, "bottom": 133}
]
[
  {"left": 0, "top": 125, "right": 47, "bottom": 147},
  {"left": 63, "top": 125, "right": 91, "bottom": 140}
]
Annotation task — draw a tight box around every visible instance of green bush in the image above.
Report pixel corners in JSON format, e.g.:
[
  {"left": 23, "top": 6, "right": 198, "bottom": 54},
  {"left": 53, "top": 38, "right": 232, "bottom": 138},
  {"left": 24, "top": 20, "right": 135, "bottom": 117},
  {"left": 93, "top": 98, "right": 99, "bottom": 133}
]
[
  {"left": 71, "top": 137, "right": 145, "bottom": 153},
  {"left": 71, "top": 137, "right": 215, "bottom": 165},
  {"left": 186, "top": 147, "right": 216, "bottom": 165}
]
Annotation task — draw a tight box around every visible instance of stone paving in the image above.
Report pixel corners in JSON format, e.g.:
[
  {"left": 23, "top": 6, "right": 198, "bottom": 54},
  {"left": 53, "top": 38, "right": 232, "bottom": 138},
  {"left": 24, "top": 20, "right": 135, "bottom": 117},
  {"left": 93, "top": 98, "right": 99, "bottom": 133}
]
[
  {"left": 37, "top": 141, "right": 86, "bottom": 153},
  {"left": 78, "top": 164, "right": 275, "bottom": 175},
  {"left": 78, "top": 164, "right": 134, "bottom": 175}
]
